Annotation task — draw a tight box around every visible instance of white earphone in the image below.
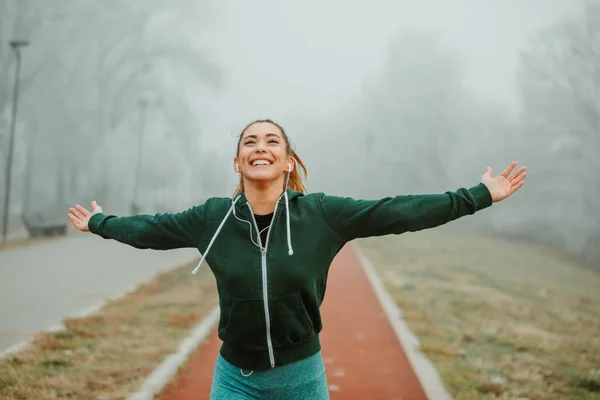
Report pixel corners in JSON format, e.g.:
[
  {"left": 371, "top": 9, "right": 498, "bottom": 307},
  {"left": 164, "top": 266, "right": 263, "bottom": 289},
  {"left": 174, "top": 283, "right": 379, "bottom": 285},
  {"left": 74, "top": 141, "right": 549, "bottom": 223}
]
[{"left": 234, "top": 163, "right": 239, "bottom": 173}]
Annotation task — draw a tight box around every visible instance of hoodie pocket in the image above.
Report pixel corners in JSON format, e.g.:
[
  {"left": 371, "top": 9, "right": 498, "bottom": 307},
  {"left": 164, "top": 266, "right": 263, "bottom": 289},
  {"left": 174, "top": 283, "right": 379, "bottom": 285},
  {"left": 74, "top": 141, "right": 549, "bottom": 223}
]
[
  {"left": 222, "top": 293, "right": 315, "bottom": 351},
  {"left": 222, "top": 298, "right": 267, "bottom": 352},
  {"left": 269, "top": 292, "right": 315, "bottom": 348}
]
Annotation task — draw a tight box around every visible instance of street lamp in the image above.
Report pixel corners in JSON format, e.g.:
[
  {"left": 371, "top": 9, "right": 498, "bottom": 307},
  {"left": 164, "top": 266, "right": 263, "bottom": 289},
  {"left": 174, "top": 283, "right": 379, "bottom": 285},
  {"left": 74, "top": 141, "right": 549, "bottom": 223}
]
[
  {"left": 2, "top": 40, "right": 29, "bottom": 245},
  {"left": 364, "top": 129, "right": 374, "bottom": 197},
  {"left": 130, "top": 98, "right": 149, "bottom": 215}
]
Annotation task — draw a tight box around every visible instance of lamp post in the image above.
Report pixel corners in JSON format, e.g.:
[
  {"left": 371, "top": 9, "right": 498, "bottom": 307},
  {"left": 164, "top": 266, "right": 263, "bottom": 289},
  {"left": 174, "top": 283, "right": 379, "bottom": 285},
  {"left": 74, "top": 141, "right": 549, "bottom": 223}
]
[
  {"left": 2, "top": 40, "right": 29, "bottom": 245},
  {"left": 364, "top": 129, "right": 374, "bottom": 197},
  {"left": 131, "top": 98, "right": 149, "bottom": 215}
]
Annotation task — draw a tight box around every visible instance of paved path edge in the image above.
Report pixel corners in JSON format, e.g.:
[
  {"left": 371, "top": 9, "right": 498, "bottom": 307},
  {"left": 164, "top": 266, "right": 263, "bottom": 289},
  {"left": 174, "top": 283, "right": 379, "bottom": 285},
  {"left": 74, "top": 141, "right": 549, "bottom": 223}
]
[
  {"left": 352, "top": 242, "right": 453, "bottom": 400},
  {"left": 128, "top": 305, "right": 220, "bottom": 400},
  {"left": 0, "top": 257, "right": 198, "bottom": 359}
]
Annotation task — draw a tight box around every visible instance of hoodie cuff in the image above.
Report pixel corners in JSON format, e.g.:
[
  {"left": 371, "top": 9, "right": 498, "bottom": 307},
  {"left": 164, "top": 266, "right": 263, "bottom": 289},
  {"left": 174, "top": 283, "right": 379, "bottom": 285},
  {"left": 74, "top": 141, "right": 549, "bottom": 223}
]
[
  {"left": 88, "top": 213, "right": 106, "bottom": 235},
  {"left": 468, "top": 183, "right": 493, "bottom": 211}
]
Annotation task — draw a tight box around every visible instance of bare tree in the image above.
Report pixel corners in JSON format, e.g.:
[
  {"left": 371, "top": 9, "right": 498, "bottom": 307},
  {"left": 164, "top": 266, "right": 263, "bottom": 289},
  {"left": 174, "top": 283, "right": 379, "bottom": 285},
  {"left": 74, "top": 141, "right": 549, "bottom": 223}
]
[
  {"left": 3, "top": 1, "right": 224, "bottom": 227},
  {"left": 0, "top": 0, "right": 50, "bottom": 161},
  {"left": 517, "top": 0, "right": 600, "bottom": 262},
  {"left": 357, "top": 30, "right": 495, "bottom": 193}
]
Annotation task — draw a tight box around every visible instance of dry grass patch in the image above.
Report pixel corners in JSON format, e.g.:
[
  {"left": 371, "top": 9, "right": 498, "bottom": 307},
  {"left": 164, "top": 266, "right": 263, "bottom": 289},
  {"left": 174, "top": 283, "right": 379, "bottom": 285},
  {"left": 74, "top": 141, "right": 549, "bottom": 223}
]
[
  {"left": 0, "top": 260, "right": 217, "bottom": 400},
  {"left": 0, "top": 230, "right": 82, "bottom": 252},
  {"left": 359, "top": 226, "right": 600, "bottom": 400},
  {"left": 0, "top": 236, "right": 57, "bottom": 251}
]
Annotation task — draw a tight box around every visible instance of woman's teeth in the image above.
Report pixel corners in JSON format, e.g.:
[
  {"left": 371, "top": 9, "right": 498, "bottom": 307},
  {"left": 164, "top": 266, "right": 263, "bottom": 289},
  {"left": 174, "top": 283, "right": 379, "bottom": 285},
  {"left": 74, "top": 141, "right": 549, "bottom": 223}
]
[{"left": 252, "top": 160, "right": 270, "bottom": 166}]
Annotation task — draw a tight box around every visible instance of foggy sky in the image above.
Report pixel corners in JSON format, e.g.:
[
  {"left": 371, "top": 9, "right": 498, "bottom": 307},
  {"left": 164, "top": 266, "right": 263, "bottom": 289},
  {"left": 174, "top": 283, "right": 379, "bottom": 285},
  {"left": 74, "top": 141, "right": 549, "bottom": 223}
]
[
  {"left": 1, "top": 0, "right": 596, "bottom": 263},
  {"left": 195, "top": 0, "right": 584, "bottom": 152}
]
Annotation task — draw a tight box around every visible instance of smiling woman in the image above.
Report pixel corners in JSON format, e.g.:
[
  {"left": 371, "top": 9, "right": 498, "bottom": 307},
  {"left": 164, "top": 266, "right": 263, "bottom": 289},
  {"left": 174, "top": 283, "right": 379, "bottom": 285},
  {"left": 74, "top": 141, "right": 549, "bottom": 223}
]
[
  {"left": 233, "top": 119, "right": 308, "bottom": 204},
  {"left": 67, "top": 118, "right": 527, "bottom": 399}
]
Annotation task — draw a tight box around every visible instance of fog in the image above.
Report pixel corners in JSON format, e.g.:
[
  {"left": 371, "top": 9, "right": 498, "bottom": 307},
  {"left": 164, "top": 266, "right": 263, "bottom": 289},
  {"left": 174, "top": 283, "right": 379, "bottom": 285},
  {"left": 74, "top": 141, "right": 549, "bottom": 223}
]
[
  {"left": 1, "top": 0, "right": 598, "bottom": 265},
  {"left": 207, "top": 0, "right": 579, "bottom": 116}
]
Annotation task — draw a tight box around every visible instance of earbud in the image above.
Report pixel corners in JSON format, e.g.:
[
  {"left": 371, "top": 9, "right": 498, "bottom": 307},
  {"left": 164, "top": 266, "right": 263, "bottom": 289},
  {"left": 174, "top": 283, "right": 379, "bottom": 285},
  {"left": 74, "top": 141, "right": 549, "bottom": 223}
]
[
  {"left": 288, "top": 161, "right": 293, "bottom": 172},
  {"left": 234, "top": 163, "right": 239, "bottom": 173}
]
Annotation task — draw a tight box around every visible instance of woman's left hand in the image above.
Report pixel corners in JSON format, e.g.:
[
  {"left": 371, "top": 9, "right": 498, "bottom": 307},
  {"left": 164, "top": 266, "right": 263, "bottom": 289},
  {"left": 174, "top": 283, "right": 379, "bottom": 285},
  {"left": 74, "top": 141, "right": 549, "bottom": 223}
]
[{"left": 481, "top": 162, "right": 527, "bottom": 203}]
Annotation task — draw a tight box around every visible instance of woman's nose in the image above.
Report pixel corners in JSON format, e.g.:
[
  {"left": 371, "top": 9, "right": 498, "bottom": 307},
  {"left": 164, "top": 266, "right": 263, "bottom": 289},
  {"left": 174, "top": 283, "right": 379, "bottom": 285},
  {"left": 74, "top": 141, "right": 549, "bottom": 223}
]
[{"left": 255, "top": 141, "right": 267, "bottom": 152}]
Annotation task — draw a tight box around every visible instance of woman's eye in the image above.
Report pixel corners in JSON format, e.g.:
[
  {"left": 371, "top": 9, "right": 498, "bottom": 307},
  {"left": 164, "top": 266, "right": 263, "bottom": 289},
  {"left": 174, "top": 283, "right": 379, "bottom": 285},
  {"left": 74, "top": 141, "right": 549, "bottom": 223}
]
[
  {"left": 268, "top": 140, "right": 279, "bottom": 144},
  {"left": 245, "top": 141, "right": 255, "bottom": 145}
]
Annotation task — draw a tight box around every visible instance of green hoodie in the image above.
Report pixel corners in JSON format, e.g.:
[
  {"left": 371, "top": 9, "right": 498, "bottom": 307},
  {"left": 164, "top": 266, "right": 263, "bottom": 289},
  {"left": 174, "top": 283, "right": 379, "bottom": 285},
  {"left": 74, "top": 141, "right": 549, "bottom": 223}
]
[{"left": 88, "top": 183, "right": 493, "bottom": 370}]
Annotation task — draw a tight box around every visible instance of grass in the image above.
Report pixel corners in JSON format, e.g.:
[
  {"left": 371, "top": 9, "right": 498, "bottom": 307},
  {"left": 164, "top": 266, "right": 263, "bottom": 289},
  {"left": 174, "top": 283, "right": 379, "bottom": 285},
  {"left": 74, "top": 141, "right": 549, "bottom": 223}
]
[
  {"left": 359, "top": 226, "right": 600, "bottom": 400},
  {"left": 0, "top": 259, "right": 218, "bottom": 400},
  {"left": 0, "top": 235, "right": 58, "bottom": 251},
  {"left": 0, "top": 228, "right": 82, "bottom": 252}
]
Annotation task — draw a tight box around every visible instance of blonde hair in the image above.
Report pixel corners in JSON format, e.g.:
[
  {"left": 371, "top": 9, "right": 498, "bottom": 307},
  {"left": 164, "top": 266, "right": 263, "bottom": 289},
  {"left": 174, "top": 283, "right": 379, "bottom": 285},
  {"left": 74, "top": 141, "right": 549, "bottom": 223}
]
[{"left": 233, "top": 119, "right": 307, "bottom": 197}]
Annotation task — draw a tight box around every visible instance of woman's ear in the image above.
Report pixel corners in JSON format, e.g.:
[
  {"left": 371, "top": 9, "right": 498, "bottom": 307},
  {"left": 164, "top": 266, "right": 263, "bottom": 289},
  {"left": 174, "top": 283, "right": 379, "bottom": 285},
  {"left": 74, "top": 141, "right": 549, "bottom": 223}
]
[{"left": 233, "top": 158, "right": 239, "bottom": 173}]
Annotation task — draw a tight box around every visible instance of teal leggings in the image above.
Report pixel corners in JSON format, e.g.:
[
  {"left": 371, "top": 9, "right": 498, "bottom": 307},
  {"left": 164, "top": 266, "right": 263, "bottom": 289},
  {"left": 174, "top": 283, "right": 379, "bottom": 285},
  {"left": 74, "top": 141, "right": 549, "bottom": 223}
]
[{"left": 210, "top": 351, "right": 330, "bottom": 399}]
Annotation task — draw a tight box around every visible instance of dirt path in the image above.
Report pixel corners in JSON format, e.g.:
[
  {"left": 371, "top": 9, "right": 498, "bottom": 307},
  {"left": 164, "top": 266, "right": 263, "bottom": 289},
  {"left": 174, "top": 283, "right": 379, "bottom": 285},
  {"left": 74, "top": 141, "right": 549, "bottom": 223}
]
[{"left": 160, "top": 245, "right": 428, "bottom": 399}]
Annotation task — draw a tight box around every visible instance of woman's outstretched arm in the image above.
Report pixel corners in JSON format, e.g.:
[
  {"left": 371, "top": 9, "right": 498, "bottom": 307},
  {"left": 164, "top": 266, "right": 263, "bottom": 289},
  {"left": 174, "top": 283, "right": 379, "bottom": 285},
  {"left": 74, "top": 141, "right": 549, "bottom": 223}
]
[
  {"left": 319, "top": 162, "right": 527, "bottom": 241},
  {"left": 68, "top": 200, "right": 209, "bottom": 250}
]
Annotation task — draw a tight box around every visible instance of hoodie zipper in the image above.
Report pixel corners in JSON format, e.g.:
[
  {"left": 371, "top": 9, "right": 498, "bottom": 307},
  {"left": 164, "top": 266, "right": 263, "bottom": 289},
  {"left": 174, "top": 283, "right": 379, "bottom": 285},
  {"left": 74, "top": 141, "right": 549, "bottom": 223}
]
[{"left": 247, "top": 200, "right": 280, "bottom": 368}]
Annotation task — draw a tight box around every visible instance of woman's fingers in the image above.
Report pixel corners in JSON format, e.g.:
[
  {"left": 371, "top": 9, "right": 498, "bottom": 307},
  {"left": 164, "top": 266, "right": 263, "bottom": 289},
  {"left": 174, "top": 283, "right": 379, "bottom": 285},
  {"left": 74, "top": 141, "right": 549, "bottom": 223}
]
[
  {"left": 508, "top": 166, "right": 526, "bottom": 182},
  {"left": 509, "top": 180, "right": 525, "bottom": 195},
  {"left": 510, "top": 170, "right": 527, "bottom": 185},
  {"left": 68, "top": 203, "right": 96, "bottom": 232},
  {"left": 69, "top": 207, "right": 81, "bottom": 219},
  {"left": 500, "top": 161, "right": 518, "bottom": 178},
  {"left": 68, "top": 214, "right": 80, "bottom": 227},
  {"left": 69, "top": 206, "right": 85, "bottom": 219},
  {"left": 76, "top": 204, "right": 90, "bottom": 217}
]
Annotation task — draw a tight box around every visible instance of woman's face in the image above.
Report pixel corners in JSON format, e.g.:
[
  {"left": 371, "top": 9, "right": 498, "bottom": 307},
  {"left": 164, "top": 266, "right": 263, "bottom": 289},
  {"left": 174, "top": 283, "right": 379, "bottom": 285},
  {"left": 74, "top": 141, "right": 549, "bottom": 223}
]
[{"left": 235, "top": 122, "right": 291, "bottom": 185}]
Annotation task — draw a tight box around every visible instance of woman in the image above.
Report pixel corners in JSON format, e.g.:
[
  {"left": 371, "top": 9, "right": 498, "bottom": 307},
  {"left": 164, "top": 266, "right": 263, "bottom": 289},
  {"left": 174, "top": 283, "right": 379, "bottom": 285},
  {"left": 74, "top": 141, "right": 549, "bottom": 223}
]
[{"left": 68, "top": 119, "right": 526, "bottom": 399}]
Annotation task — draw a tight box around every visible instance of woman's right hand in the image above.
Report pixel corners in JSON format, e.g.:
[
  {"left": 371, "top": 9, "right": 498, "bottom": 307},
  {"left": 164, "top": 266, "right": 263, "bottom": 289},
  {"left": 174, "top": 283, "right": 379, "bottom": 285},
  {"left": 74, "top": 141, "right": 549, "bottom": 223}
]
[{"left": 68, "top": 201, "right": 103, "bottom": 232}]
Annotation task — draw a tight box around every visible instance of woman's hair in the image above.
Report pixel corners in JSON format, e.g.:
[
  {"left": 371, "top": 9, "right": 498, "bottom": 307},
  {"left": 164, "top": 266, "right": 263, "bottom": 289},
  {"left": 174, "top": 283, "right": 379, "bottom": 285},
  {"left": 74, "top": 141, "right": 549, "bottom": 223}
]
[{"left": 233, "top": 119, "right": 307, "bottom": 197}]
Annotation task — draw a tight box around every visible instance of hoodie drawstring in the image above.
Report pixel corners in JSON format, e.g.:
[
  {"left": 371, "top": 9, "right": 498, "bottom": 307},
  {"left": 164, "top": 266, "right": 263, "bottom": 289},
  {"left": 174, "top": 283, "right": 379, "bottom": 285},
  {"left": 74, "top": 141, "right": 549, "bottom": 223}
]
[
  {"left": 190, "top": 191, "right": 294, "bottom": 275},
  {"left": 191, "top": 195, "right": 241, "bottom": 274},
  {"left": 284, "top": 191, "right": 294, "bottom": 255}
]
